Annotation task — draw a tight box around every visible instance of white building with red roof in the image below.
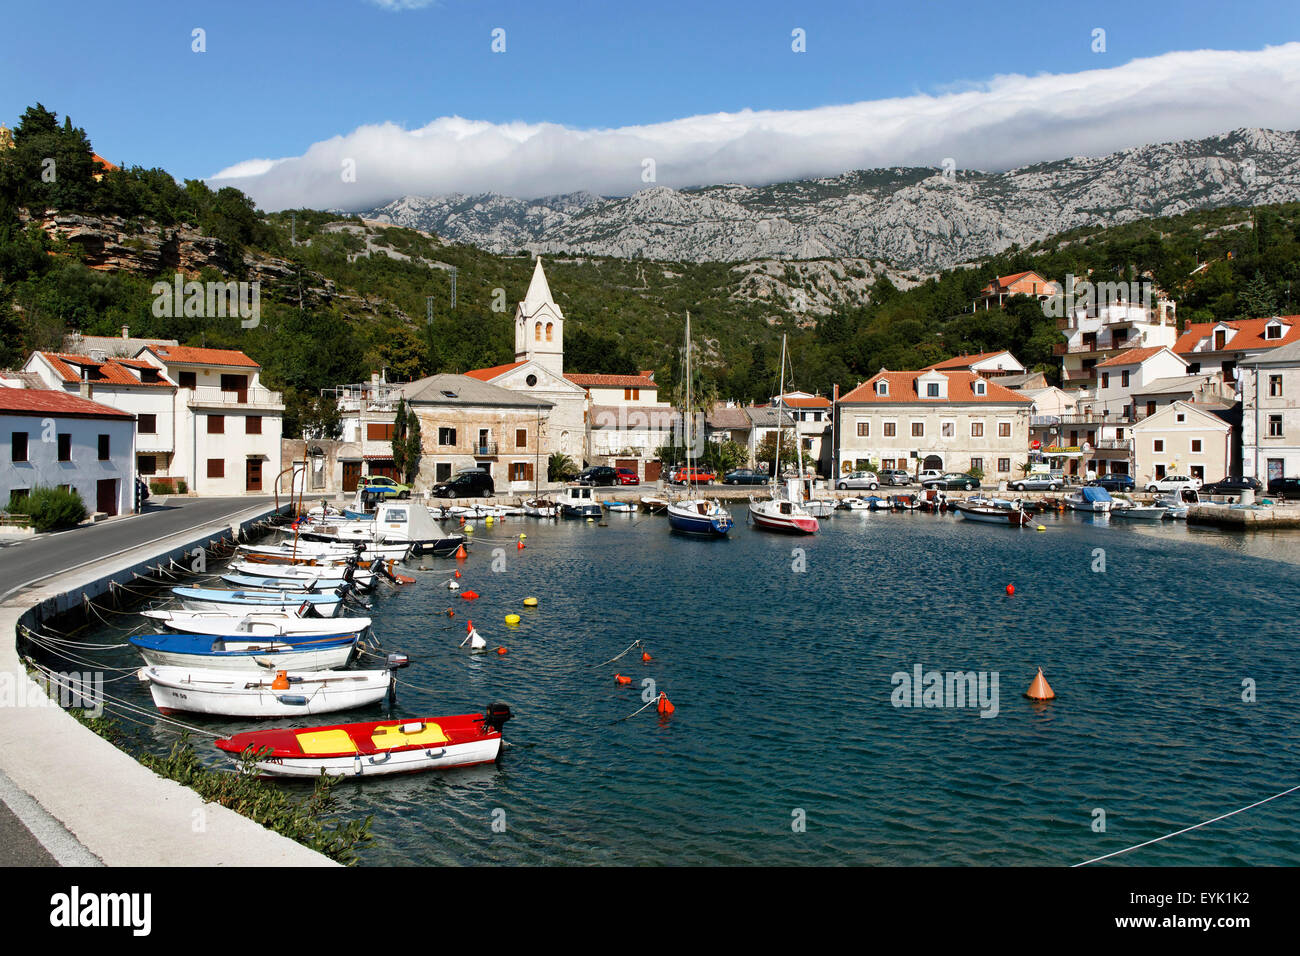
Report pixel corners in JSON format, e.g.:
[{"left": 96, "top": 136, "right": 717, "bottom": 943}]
[
  {"left": 836, "top": 369, "right": 1031, "bottom": 480},
  {"left": 923, "top": 350, "right": 1026, "bottom": 378},
  {"left": 1, "top": 388, "right": 136, "bottom": 517},
  {"left": 1173, "top": 316, "right": 1300, "bottom": 386},
  {"left": 132, "top": 345, "right": 284, "bottom": 495},
  {"left": 974, "top": 272, "right": 1061, "bottom": 311}
]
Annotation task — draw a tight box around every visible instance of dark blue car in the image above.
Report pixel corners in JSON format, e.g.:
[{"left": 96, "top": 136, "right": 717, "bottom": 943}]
[{"left": 1090, "top": 473, "right": 1135, "bottom": 492}]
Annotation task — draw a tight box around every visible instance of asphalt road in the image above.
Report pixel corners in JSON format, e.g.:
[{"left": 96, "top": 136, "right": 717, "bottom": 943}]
[
  {"left": 0, "top": 496, "right": 278, "bottom": 603},
  {"left": 0, "top": 495, "right": 278, "bottom": 866}
]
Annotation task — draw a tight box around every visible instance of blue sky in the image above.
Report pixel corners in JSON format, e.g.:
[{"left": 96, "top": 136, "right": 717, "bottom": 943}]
[{"left": 5, "top": 0, "right": 1300, "bottom": 208}]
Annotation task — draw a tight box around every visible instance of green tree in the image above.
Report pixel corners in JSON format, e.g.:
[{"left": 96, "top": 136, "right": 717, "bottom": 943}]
[
  {"left": 390, "top": 399, "right": 422, "bottom": 484},
  {"left": 1237, "top": 271, "right": 1277, "bottom": 318}
]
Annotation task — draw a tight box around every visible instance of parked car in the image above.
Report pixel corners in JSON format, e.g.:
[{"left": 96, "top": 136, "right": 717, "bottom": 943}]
[
  {"left": 922, "top": 472, "right": 981, "bottom": 491},
  {"left": 878, "top": 469, "right": 912, "bottom": 486},
  {"left": 363, "top": 475, "right": 411, "bottom": 499},
  {"left": 1144, "top": 474, "right": 1202, "bottom": 494},
  {"left": 673, "top": 467, "right": 716, "bottom": 485},
  {"left": 1009, "top": 474, "right": 1062, "bottom": 492},
  {"left": 837, "top": 471, "right": 880, "bottom": 490},
  {"left": 577, "top": 466, "right": 620, "bottom": 487},
  {"left": 1089, "top": 473, "right": 1135, "bottom": 492},
  {"left": 431, "top": 469, "right": 495, "bottom": 498},
  {"left": 616, "top": 468, "right": 640, "bottom": 486},
  {"left": 1200, "top": 476, "right": 1263, "bottom": 496},
  {"left": 724, "top": 468, "right": 769, "bottom": 485},
  {"left": 917, "top": 469, "right": 943, "bottom": 484},
  {"left": 1267, "top": 476, "right": 1300, "bottom": 500}
]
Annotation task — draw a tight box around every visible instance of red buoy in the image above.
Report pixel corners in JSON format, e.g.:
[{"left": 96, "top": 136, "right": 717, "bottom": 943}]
[
  {"left": 657, "top": 693, "right": 675, "bottom": 715},
  {"left": 1006, "top": 583, "right": 1015, "bottom": 596},
  {"left": 496, "top": 647, "right": 508, "bottom": 655},
  {"left": 641, "top": 652, "right": 652, "bottom": 663},
  {"left": 460, "top": 590, "right": 479, "bottom": 600},
  {"left": 614, "top": 674, "right": 632, "bottom": 686}
]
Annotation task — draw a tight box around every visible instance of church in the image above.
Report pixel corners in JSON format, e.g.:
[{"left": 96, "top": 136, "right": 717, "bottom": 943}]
[{"left": 466, "top": 258, "right": 673, "bottom": 470}]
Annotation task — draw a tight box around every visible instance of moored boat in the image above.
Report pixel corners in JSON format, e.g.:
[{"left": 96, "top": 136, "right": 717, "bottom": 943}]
[
  {"left": 1065, "top": 486, "right": 1113, "bottom": 513},
  {"left": 171, "top": 587, "right": 348, "bottom": 616},
  {"left": 142, "top": 608, "right": 372, "bottom": 639},
  {"left": 214, "top": 705, "right": 513, "bottom": 778},
  {"left": 952, "top": 501, "right": 1032, "bottom": 526},
  {"left": 666, "top": 498, "right": 734, "bottom": 536},
  {"left": 138, "top": 665, "right": 395, "bottom": 718},
  {"left": 129, "top": 631, "right": 359, "bottom": 671},
  {"left": 639, "top": 496, "right": 669, "bottom": 514}
]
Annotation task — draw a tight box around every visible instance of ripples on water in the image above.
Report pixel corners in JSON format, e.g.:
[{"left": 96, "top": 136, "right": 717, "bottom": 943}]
[{"left": 77, "top": 508, "right": 1300, "bottom": 865}]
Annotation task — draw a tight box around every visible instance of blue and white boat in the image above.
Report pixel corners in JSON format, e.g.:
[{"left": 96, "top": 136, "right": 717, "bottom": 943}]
[
  {"left": 1065, "top": 486, "right": 1113, "bottom": 513},
  {"left": 559, "top": 485, "right": 602, "bottom": 518},
  {"left": 603, "top": 500, "right": 636, "bottom": 513},
  {"left": 129, "top": 631, "right": 359, "bottom": 672},
  {"left": 665, "top": 311, "right": 733, "bottom": 538},
  {"left": 171, "top": 587, "right": 347, "bottom": 617}
]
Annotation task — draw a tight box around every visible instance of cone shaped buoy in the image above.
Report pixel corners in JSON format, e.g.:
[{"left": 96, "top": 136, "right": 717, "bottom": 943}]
[
  {"left": 271, "top": 670, "right": 289, "bottom": 690},
  {"left": 615, "top": 674, "right": 632, "bottom": 686},
  {"left": 1026, "top": 667, "right": 1055, "bottom": 700},
  {"left": 505, "top": 614, "right": 520, "bottom": 626},
  {"left": 523, "top": 597, "right": 538, "bottom": 607},
  {"left": 657, "top": 693, "right": 675, "bottom": 715},
  {"left": 517, "top": 540, "right": 524, "bottom": 550},
  {"left": 496, "top": 646, "right": 508, "bottom": 655},
  {"left": 461, "top": 590, "right": 479, "bottom": 600},
  {"left": 455, "top": 545, "right": 467, "bottom": 560},
  {"left": 1006, "top": 583, "right": 1015, "bottom": 596},
  {"left": 466, "top": 620, "right": 473, "bottom": 632},
  {"left": 454, "top": 570, "right": 461, "bottom": 578},
  {"left": 641, "top": 652, "right": 652, "bottom": 662}
]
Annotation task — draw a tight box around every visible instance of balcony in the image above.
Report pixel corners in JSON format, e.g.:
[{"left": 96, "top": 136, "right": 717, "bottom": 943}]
[
  {"left": 474, "top": 442, "right": 498, "bottom": 457},
  {"left": 186, "top": 385, "right": 283, "bottom": 409}
]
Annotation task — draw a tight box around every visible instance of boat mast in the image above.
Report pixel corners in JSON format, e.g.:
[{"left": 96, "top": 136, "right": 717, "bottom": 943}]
[
  {"left": 772, "top": 334, "right": 787, "bottom": 493},
  {"left": 685, "top": 311, "right": 694, "bottom": 491}
]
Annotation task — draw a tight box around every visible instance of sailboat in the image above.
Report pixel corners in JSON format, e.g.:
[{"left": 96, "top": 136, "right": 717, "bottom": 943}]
[
  {"left": 666, "top": 312, "right": 734, "bottom": 537},
  {"left": 748, "top": 336, "right": 819, "bottom": 535}
]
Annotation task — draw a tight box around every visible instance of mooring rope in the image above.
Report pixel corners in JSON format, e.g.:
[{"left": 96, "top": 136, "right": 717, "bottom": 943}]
[
  {"left": 612, "top": 696, "right": 660, "bottom": 723},
  {"left": 1073, "top": 783, "right": 1300, "bottom": 866},
  {"left": 591, "top": 639, "right": 643, "bottom": 668},
  {"left": 26, "top": 661, "right": 221, "bottom": 738}
]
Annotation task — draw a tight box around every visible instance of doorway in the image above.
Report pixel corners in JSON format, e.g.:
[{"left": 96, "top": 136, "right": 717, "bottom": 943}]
[
  {"left": 246, "top": 458, "right": 263, "bottom": 492},
  {"left": 96, "top": 479, "right": 118, "bottom": 516}
]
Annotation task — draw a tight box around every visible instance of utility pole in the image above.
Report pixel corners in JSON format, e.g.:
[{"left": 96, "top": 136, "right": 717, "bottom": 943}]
[{"left": 450, "top": 268, "right": 457, "bottom": 310}]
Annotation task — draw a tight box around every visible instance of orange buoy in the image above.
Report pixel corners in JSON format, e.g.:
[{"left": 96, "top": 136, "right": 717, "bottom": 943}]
[
  {"left": 271, "top": 670, "right": 290, "bottom": 690},
  {"left": 1006, "top": 583, "right": 1015, "bottom": 596},
  {"left": 445, "top": 608, "right": 455, "bottom": 617},
  {"left": 496, "top": 647, "right": 508, "bottom": 655},
  {"left": 517, "top": 540, "right": 524, "bottom": 550},
  {"left": 614, "top": 674, "right": 632, "bottom": 686},
  {"left": 460, "top": 590, "right": 479, "bottom": 600},
  {"left": 466, "top": 619, "right": 473, "bottom": 631},
  {"left": 641, "top": 652, "right": 653, "bottom": 663},
  {"left": 657, "top": 693, "right": 675, "bottom": 715},
  {"left": 1026, "top": 667, "right": 1055, "bottom": 700},
  {"left": 455, "top": 545, "right": 467, "bottom": 560},
  {"left": 454, "top": 570, "right": 461, "bottom": 578}
]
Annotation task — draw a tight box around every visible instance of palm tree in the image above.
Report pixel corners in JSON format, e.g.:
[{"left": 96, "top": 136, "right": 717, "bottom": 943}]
[{"left": 548, "top": 452, "right": 576, "bottom": 482}]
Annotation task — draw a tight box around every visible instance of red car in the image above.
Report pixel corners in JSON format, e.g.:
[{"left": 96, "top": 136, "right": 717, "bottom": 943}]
[
  {"left": 616, "top": 468, "right": 640, "bottom": 485},
  {"left": 675, "top": 467, "right": 715, "bottom": 485}
]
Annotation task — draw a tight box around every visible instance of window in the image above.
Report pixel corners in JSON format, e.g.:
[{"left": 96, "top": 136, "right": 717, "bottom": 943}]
[
  {"left": 435, "top": 462, "right": 452, "bottom": 482},
  {"left": 856, "top": 421, "right": 869, "bottom": 437},
  {"left": 1191, "top": 439, "right": 1203, "bottom": 454},
  {"left": 9, "top": 489, "right": 29, "bottom": 506},
  {"left": 11, "top": 432, "right": 28, "bottom": 463},
  {"left": 883, "top": 422, "right": 896, "bottom": 437},
  {"left": 1115, "top": 428, "right": 1124, "bottom": 440},
  {"left": 207, "top": 459, "right": 225, "bottom": 478},
  {"left": 138, "top": 413, "right": 156, "bottom": 434},
  {"left": 970, "top": 421, "right": 984, "bottom": 437},
  {"left": 137, "top": 454, "right": 157, "bottom": 475},
  {"left": 510, "top": 462, "right": 532, "bottom": 482},
  {"left": 366, "top": 422, "right": 394, "bottom": 441},
  {"left": 1101, "top": 372, "right": 1110, "bottom": 388},
  {"left": 208, "top": 415, "right": 224, "bottom": 434},
  {"left": 1214, "top": 329, "right": 1227, "bottom": 350},
  {"left": 974, "top": 381, "right": 986, "bottom": 396},
  {"left": 246, "top": 415, "right": 262, "bottom": 435},
  {"left": 545, "top": 323, "right": 553, "bottom": 342},
  {"left": 438, "top": 428, "right": 457, "bottom": 446},
  {"left": 1153, "top": 439, "right": 1165, "bottom": 453},
  {"left": 534, "top": 322, "right": 542, "bottom": 342},
  {"left": 1121, "top": 370, "right": 1130, "bottom": 388},
  {"left": 1269, "top": 375, "right": 1283, "bottom": 397},
  {"left": 926, "top": 383, "right": 939, "bottom": 398},
  {"left": 998, "top": 422, "right": 1011, "bottom": 438},
  {"left": 1175, "top": 412, "right": 1185, "bottom": 423},
  {"left": 1268, "top": 415, "right": 1283, "bottom": 437},
  {"left": 998, "top": 458, "right": 1011, "bottom": 473},
  {"left": 516, "top": 428, "right": 527, "bottom": 448},
  {"left": 970, "top": 457, "right": 983, "bottom": 472},
  {"left": 178, "top": 371, "right": 196, "bottom": 389},
  {"left": 98, "top": 434, "right": 110, "bottom": 461},
  {"left": 876, "top": 381, "right": 888, "bottom": 396},
  {"left": 881, "top": 459, "right": 895, "bottom": 470},
  {"left": 1266, "top": 323, "right": 1282, "bottom": 340},
  {"left": 911, "top": 422, "right": 924, "bottom": 438},
  {"left": 941, "top": 421, "right": 954, "bottom": 438},
  {"left": 624, "top": 388, "right": 640, "bottom": 401},
  {"left": 57, "top": 433, "right": 71, "bottom": 462}
]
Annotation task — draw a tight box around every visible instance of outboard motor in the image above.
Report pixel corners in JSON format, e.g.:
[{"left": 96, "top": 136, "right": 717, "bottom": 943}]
[{"left": 482, "top": 703, "right": 512, "bottom": 734}]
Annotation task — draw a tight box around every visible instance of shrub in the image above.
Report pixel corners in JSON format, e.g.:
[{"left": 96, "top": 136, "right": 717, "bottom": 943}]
[
  {"left": 176, "top": 479, "right": 188, "bottom": 494},
  {"left": 7, "top": 486, "right": 87, "bottom": 532},
  {"left": 149, "top": 479, "right": 172, "bottom": 495}
]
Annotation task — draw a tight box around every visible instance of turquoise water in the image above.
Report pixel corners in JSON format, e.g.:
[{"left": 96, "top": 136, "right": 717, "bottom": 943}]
[{"left": 66, "top": 509, "right": 1300, "bottom": 865}]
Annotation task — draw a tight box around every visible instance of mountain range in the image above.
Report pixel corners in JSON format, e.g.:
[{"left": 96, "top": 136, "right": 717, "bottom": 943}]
[{"left": 365, "top": 128, "right": 1300, "bottom": 271}]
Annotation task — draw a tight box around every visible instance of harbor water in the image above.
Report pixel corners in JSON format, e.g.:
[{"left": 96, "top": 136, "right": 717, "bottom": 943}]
[{"left": 72, "top": 508, "right": 1300, "bottom": 865}]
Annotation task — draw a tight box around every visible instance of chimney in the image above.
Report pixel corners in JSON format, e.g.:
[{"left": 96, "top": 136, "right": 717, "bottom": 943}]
[{"left": 121, "top": 325, "right": 129, "bottom": 339}]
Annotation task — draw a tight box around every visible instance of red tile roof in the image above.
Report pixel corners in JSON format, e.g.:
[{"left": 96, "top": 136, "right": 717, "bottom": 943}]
[
  {"left": 92, "top": 154, "right": 117, "bottom": 172},
  {"left": 778, "top": 396, "right": 831, "bottom": 408},
  {"left": 566, "top": 373, "right": 658, "bottom": 389},
  {"left": 141, "top": 345, "right": 260, "bottom": 368},
  {"left": 978, "top": 271, "right": 1054, "bottom": 296},
  {"left": 0, "top": 387, "right": 133, "bottom": 419},
  {"left": 1096, "top": 346, "right": 1175, "bottom": 368},
  {"left": 464, "top": 361, "right": 526, "bottom": 382},
  {"left": 36, "top": 352, "right": 175, "bottom": 387},
  {"left": 1173, "top": 317, "right": 1300, "bottom": 354},
  {"left": 840, "top": 370, "right": 1031, "bottom": 405}
]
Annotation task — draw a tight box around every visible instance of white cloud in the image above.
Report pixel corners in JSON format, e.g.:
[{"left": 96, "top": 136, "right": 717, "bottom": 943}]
[
  {"left": 209, "top": 43, "right": 1300, "bottom": 212},
  {"left": 365, "top": 0, "right": 439, "bottom": 11}
]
